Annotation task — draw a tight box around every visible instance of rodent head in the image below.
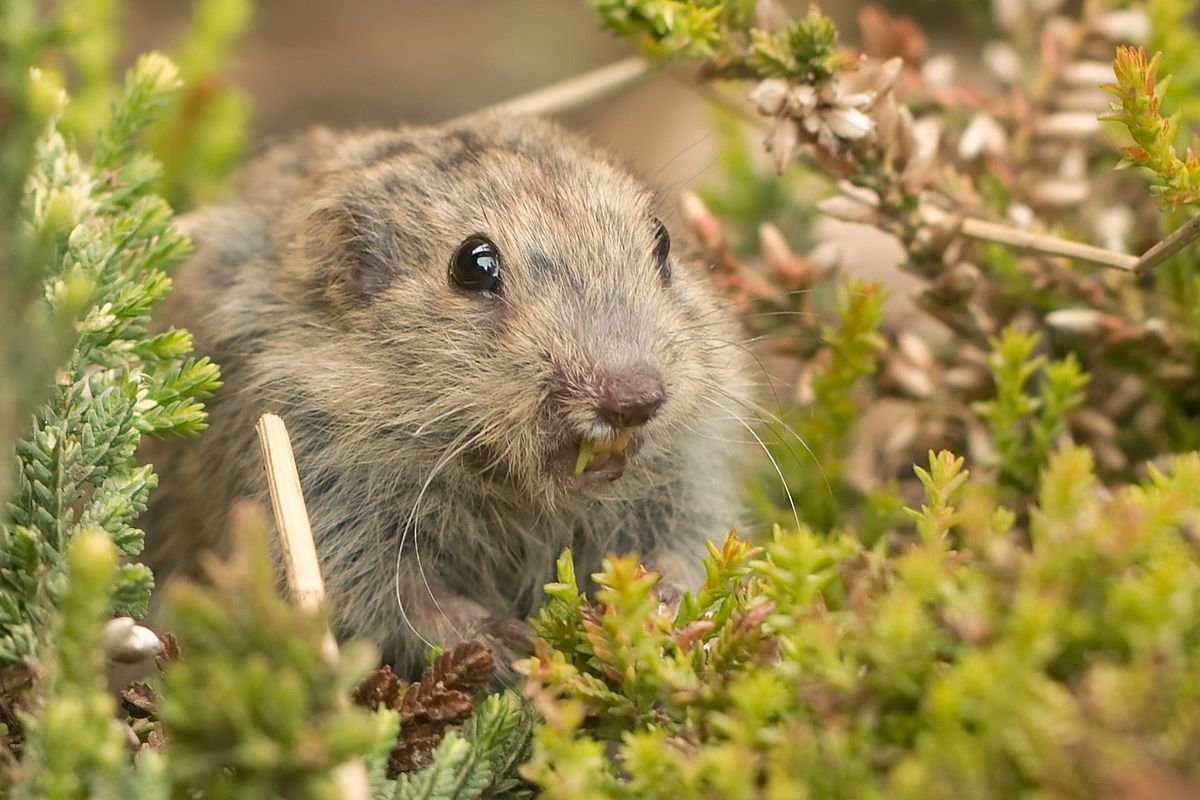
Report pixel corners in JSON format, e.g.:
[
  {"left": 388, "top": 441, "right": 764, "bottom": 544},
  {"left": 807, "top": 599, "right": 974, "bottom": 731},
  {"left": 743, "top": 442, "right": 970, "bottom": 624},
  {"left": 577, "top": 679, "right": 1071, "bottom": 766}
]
[{"left": 285, "top": 115, "right": 740, "bottom": 505}]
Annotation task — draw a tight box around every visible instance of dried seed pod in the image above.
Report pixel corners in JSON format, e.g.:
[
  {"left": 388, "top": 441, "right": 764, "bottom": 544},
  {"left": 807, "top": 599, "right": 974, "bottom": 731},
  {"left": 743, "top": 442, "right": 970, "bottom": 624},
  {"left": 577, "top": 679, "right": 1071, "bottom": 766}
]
[
  {"left": 921, "top": 54, "right": 956, "bottom": 89},
  {"left": 827, "top": 107, "right": 874, "bottom": 141},
  {"left": 1091, "top": 439, "right": 1128, "bottom": 473},
  {"left": 1046, "top": 308, "right": 1107, "bottom": 335},
  {"left": 872, "top": 91, "right": 901, "bottom": 153},
  {"left": 1053, "top": 87, "right": 1114, "bottom": 112},
  {"left": 760, "top": 223, "right": 817, "bottom": 287},
  {"left": 983, "top": 41, "right": 1023, "bottom": 85},
  {"left": 943, "top": 365, "right": 992, "bottom": 396},
  {"left": 897, "top": 331, "right": 935, "bottom": 371},
  {"left": 1061, "top": 60, "right": 1115, "bottom": 86},
  {"left": 1070, "top": 406, "right": 1119, "bottom": 440},
  {"left": 900, "top": 117, "right": 942, "bottom": 191},
  {"left": 1092, "top": 9, "right": 1150, "bottom": 43},
  {"left": 680, "top": 191, "right": 723, "bottom": 251},
  {"left": 817, "top": 195, "right": 881, "bottom": 224},
  {"left": 749, "top": 78, "right": 789, "bottom": 116},
  {"left": 1059, "top": 146, "right": 1087, "bottom": 180},
  {"left": 1093, "top": 207, "right": 1134, "bottom": 254},
  {"left": 1101, "top": 376, "right": 1146, "bottom": 419},
  {"left": 885, "top": 359, "right": 936, "bottom": 399},
  {"left": 788, "top": 84, "right": 818, "bottom": 115},
  {"left": 1007, "top": 203, "right": 1035, "bottom": 229},
  {"left": 805, "top": 240, "right": 843, "bottom": 274},
  {"left": 894, "top": 104, "right": 918, "bottom": 161},
  {"left": 1030, "top": 178, "right": 1090, "bottom": 207},
  {"left": 964, "top": 416, "right": 997, "bottom": 464},
  {"left": 931, "top": 261, "right": 982, "bottom": 301},
  {"left": 958, "top": 114, "right": 1007, "bottom": 161},
  {"left": 1034, "top": 111, "right": 1102, "bottom": 140},
  {"left": 836, "top": 180, "right": 881, "bottom": 207},
  {"left": 103, "top": 617, "right": 163, "bottom": 664},
  {"left": 769, "top": 118, "right": 802, "bottom": 173},
  {"left": 882, "top": 411, "right": 919, "bottom": 458}
]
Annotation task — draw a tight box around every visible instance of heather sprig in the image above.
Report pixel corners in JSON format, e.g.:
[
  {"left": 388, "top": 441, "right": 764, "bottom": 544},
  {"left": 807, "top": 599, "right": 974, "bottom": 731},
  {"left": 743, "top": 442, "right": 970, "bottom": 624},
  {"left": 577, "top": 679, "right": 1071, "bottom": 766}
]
[
  {"left": 522, "top": 449, "right": 1200, "bottom": 798},
  {"left": 587, "top": 0, "right": 842, "bottom": 80},
  {"left": 1103, "top": 45, "right": 1200, "bottom": 209}
]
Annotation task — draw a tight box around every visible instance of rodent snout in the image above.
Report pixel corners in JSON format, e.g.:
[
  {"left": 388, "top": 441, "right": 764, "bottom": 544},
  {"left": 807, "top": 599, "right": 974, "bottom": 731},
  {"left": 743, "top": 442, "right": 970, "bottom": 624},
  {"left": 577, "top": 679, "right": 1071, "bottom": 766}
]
[{"left": 595, "top": 366, "right": 665, "bottom": 429}]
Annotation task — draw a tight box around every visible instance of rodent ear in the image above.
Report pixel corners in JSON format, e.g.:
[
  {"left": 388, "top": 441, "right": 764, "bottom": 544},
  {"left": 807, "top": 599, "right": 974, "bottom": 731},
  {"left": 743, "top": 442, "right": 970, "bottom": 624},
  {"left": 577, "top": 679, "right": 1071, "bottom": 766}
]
[{"left": 300, "top": 200, "right": 400, "bottom": 306}]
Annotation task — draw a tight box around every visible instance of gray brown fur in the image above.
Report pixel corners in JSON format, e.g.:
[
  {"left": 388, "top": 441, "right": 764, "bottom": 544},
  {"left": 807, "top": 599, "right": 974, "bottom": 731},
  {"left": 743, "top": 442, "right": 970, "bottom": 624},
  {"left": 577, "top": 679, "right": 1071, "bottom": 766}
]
[{"left": 143, "top": 115, "right": 745, "bottom": 676}]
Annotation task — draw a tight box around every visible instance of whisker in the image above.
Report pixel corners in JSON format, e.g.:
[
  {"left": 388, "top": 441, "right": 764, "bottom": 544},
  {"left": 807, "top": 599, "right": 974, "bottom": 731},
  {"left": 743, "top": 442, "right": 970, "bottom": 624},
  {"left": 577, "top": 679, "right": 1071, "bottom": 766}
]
[
  {"left": 394, "top": 423, "right": 488, "bottom": 650},
  {"left": 705, "top": 382, "right": 834, "bottom": 502},
  {"left": 705, "top": 394, "right": 803, "bottom": 533}
]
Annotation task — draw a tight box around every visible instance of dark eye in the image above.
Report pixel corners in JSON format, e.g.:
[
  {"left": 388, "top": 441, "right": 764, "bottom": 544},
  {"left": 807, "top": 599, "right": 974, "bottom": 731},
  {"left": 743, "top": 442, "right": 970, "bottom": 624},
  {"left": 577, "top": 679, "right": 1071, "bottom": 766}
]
[
  {"left": 449, "top": 234, "right": 502, "bottom": 294},
  {"left": 651, "top": 218, "right": 671, "bottom": 285}
]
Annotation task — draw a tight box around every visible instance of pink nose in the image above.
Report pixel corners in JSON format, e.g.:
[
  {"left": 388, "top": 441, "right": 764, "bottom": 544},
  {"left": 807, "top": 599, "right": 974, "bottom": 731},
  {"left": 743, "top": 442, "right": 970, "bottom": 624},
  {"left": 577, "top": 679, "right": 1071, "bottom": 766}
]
[{"left": 596, "top": 367, "right": 665, "bottom": 428}]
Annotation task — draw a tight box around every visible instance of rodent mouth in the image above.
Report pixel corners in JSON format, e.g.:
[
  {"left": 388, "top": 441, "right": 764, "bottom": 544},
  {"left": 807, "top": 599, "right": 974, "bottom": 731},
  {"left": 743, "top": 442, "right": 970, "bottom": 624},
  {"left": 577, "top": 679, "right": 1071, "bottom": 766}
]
[{"left": 546, "top": 427, "right": 640, "bottom": 491}]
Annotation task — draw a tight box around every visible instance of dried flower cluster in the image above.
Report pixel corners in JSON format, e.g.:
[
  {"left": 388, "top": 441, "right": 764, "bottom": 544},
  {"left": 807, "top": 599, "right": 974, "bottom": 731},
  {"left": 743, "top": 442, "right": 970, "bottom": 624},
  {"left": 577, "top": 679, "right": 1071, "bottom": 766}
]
[
  {"left": 354, "top": 642, "right": 495, "bottom": 777},
  {"left": 612, "top": 1, "right": 1200, "bottom": 522}
]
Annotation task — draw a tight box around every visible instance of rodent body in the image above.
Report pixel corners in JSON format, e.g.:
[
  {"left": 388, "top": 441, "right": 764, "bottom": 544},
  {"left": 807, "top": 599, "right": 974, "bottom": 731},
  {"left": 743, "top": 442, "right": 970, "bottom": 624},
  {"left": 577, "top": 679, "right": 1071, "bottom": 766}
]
[{"left": 143, "top": 114, "right": 745, "bottom": 676}]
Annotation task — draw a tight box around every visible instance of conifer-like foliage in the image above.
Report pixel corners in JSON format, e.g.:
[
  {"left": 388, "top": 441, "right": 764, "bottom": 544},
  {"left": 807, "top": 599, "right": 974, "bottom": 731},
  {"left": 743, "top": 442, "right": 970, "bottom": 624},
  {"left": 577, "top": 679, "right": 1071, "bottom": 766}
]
[
  {"left": 159, "top": 507, "right": 382, "bottom": 799},
  {"left": 0, "top": 49, "right": 220, "bottom": 667}
]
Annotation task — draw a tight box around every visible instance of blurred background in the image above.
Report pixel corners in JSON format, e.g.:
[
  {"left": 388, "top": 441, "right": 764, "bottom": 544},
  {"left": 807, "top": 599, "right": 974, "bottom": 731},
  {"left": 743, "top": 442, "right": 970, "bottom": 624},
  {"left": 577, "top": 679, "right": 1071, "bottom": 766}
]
[
  {"left": 117, "top": 0, "right": 945, "bottom": 308},
  {"left": 118, "top": 0, "right": 874, "bottom": 189}
]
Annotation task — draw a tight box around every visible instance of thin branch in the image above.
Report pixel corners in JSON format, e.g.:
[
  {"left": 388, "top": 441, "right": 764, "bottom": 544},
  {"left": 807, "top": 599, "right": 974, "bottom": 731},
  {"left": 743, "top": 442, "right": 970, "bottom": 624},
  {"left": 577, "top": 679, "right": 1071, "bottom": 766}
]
[
  {"left": 1134, "top": 214, "right": 1200, "bottom": 274},
  {"left": 255, "top": 412, "right": 370, "bottom": 800},
  {"left": 960, "top": 217, "right": 1139, "bottom": 271},
  {"left": 485, "top": 56, "right": 651, "bottom": 118}
]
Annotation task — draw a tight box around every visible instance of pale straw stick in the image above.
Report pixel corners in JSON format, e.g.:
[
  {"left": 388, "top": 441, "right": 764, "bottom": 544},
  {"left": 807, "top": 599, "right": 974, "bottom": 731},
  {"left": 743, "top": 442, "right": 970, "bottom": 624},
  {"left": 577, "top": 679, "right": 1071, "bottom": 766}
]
[
  {"left": 255, "top": 412, "right": 370, "bottom": 800},
  {"left": 959, "top": 217, "right": 1139, "bottom": 271},
  {"left": 484, "top": 56, "right": 651, "bottom": 117}
]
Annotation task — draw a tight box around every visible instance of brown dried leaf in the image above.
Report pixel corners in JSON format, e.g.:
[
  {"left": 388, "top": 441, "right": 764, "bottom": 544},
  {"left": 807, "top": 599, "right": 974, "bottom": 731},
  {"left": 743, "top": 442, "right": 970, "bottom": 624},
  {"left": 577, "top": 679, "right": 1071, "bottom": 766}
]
[
  {"left": 432, "top": 641, "right": 494, "bottom": 694},
  {"left": 154, "top": 632, "right": 181, "bottom": 672},
  {"left": 119, "top": 681, "right": 158, "bottom": 720},
  {"left": 378, "top": 641, "right": 498, "bottom": 777},
  {"left": 352, "top": 664, "right": 404, "bottom": 711}
]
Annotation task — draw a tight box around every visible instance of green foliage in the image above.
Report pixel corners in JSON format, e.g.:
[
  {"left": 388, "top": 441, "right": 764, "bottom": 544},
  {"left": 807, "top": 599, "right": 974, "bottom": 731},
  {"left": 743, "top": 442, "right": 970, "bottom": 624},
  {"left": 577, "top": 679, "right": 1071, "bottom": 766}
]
[
  {"left": 159, "top": 508, "right": 381, "bottom": 799},
  {"left": 746, "top": 6, "right": 841, "bottom": 82},
  {"left": 8, "top": 531, "right": 134, "bottom": 799},
  {"left": 753, "top": 279, "right": 887, "bottom": 532},
  {"left": 1146, "top": 0, "right": 1200, "bottom": 133},
  {"left": 0, "top": 50, "right": 221, "bottom": 668},
  {"left": 31, "top": 0, "right": 251, "bottom": 210},
  {"left": 587, "top": 0, "right": 746, "bottom": 61},
  {"left": 522, "top": 449, "right": 1200, "bottom": 798},
  {"left": 146, "top": 0, "right": 254, "bottom": 208},
  {"left": 1103, "top": 45, "right": 1200, "bottom": 209},
  {"left": 587, "top": 0, "right": 841, "bottom": 79},
  {"left": 972, "top": 328, "right": 1089, "bottom": 495}
]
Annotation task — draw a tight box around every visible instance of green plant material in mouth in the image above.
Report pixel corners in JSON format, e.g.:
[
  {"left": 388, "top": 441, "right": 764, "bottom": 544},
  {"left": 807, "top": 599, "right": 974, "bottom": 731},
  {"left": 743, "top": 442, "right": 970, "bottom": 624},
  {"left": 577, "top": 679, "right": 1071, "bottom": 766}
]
[
  {"left": 575, "top": 439, "right": 596, "bottom": 476},
  {"left": 575, "top": 428, "right": 636, "bottom": 475}
]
